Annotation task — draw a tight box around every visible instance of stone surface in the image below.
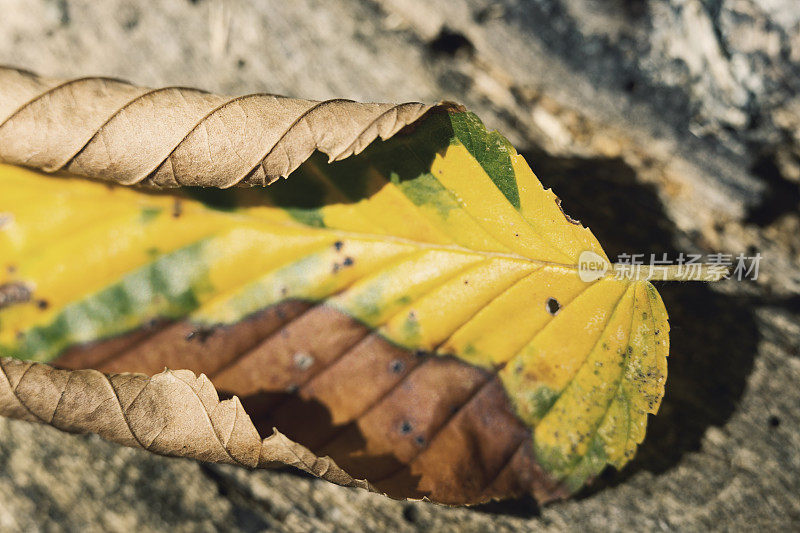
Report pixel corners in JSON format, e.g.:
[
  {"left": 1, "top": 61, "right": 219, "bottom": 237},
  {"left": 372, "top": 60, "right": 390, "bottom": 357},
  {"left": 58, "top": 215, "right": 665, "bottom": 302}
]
[{"left": 0, "top": 0, "right": 798, "bottom": 530}]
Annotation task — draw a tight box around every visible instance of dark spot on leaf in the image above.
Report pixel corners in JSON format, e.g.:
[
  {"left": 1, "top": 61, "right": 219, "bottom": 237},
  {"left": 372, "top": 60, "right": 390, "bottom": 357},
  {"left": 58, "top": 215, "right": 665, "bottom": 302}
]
[
  {"left": 414, "top": 435, "right": 426, "bottom": 447},
  {"left": 36, "top": 299, "right": 49, "bottom": 310},
  {"left": 463, "top": 279, "right": 469, "bottom": 285},
  {"left": 343, "top": 256, "right": 354, "bottom": 267},
  {"left": 414, "top": 349, "right": 428, "bottom": 358},
  {"left": 768, "top": 415, "right": 781, "bottom": 428},
  {"left": 334, "top": 241, "right": 344, "bottom": 251},
  {"left": 389, "top": 360, "right": 405, "bottom": 374},
  {"left": 546, "top": 297, "right": 561, "bottom": 315},
  {"left": 236, "top": 58, "right": 246, "bottom": 69},
  {"left": 185, "top": 326, "right": 216, "bottom": 343},
  {"left": 399, "top": 420, "right": 413, "bottom": 434}
]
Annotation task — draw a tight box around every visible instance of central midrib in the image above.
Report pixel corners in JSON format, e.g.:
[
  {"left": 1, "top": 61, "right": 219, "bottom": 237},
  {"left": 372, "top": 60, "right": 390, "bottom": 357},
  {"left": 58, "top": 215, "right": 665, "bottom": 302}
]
[{"left": 214, "top": 206, "right": 590, "bottom": 274}]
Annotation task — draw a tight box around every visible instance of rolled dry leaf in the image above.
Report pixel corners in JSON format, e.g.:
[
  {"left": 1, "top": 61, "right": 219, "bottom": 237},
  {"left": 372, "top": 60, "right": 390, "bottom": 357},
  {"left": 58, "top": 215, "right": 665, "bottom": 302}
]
[
  {"left": 0, "top": 357, "right": 373, "bottom": 491},
  {"left": 0, "top": 66, "right": 456, "bottom": 188}
]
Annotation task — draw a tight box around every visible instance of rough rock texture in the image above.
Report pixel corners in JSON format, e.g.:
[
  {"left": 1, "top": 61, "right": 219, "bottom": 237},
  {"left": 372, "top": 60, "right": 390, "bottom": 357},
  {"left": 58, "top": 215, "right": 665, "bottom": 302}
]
[{"left": 0, "top": 0, "right": 798, "bottom": 530}]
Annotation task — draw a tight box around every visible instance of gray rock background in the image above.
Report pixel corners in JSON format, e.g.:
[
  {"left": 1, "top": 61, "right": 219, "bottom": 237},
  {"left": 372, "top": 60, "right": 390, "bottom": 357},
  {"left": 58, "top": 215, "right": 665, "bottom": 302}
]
[{"left": 0, "top": 0, "right": 798, "bottom": 530}]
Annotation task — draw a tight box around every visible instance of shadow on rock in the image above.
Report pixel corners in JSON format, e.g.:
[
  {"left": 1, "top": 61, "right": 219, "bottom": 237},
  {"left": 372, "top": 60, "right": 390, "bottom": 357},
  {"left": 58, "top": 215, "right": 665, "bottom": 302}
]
[{"left": 235, "top": 391, "right": 421, "bottom": 493}]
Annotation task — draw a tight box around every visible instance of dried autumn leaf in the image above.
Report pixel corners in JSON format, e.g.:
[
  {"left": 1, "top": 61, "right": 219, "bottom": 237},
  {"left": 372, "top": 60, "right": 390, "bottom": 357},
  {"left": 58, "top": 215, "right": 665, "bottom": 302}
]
[{"left": 0, "top": 69, "right": 674, "bottom": 506}]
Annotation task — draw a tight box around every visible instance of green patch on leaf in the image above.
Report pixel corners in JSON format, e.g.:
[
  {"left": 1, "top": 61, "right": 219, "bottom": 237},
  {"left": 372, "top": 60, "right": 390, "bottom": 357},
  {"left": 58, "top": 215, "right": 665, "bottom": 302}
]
[
  {"left": 449, "top": 112, "right": 520, "bottom": 209},
  {"left": 524, "top": 385, "right": 561, "bottom": 421},
  {"left": 5, "top": 241, "right": 212, "bottom": 362},
  {"left": 561, "top": 434, "right": 610, "bottom": 493},
  {"left": 393, "top": 172, "right": 461, "bottom": 218},
  {"left": 139, "top": 206, "right": 163, "bottom": 224}
]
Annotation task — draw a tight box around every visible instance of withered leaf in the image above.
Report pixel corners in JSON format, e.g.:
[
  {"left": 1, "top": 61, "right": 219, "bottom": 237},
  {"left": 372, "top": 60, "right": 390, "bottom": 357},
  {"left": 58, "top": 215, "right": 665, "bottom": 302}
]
[
  {"left": 0, "top": 357, "right": 371, "bottom": 490},
  {"left": 0, "top": 67, "right": 452, "bottom": 187},
  {"left": 0, "top": 67, "right": 673, "bottom": 506}
]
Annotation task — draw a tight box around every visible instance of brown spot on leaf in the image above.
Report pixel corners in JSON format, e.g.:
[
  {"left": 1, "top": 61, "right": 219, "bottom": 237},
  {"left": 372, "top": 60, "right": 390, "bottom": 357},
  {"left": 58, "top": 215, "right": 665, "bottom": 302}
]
[{"left": 0, "top": 282, "right": 32, "bottom": 310}]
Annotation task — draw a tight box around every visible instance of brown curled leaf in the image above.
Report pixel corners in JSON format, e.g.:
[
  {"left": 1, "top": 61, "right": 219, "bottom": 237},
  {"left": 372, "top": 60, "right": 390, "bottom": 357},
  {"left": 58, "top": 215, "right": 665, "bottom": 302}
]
[
  {"left": 0, "top": 356, "right": 372, "bottom": 491},
  {"left": 0, "top": 66, "right": 458, "bottom": 187}
]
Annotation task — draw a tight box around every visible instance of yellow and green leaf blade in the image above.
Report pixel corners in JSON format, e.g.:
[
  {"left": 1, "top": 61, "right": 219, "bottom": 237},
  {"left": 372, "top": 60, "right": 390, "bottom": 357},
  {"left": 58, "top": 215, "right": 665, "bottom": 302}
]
[{"left": 0, "top": 110, "right": 669, "bottom": 499}]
